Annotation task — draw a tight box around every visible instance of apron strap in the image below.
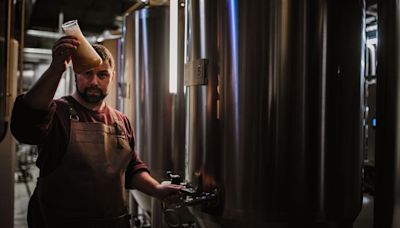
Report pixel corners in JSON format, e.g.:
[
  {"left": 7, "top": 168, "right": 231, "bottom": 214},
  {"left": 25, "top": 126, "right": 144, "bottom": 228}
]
[
  {"left": 62, "top": 96, "right": 125, "bottom": 149},
  {"left": 62, "top": 97, "right": 80, "bottom": 121},
  {"left": 109, "top": 108, "right": 125, "bottom": 150}
]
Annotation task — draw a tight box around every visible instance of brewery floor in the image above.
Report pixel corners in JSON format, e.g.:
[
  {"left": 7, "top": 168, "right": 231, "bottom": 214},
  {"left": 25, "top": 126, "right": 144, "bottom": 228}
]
[
  {"left": 14, "top": 166, "right": 38, "bottom": 228},
  {"left": 354, "top": 194, "right": 374, "bottom": 228}
]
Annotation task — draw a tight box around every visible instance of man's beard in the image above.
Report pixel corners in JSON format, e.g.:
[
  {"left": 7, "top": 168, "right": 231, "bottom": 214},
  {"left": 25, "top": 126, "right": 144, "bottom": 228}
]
[{"left": 76, "top": 86, "right": 107, "bottom": 104}]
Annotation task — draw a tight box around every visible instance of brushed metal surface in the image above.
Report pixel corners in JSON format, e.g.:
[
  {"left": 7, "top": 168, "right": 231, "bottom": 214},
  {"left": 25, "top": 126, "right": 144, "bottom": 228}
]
[
  {"left": 127, "top": 7, "right": 186, "bottom": 224},
  {"left": 184, "top": 0, "right": 364, "bottom": 226}
]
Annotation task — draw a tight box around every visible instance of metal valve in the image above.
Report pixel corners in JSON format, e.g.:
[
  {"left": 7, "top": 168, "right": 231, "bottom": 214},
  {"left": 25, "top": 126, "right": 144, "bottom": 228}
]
[
  {"left": 162, "top": 171, "right": 222, "bottom": 227},
  {"left": 164, "top": 171, "right": 219, "bottom": 208},
  {"left": 166, "top": 171, "right": 182, "bottom": 185}
]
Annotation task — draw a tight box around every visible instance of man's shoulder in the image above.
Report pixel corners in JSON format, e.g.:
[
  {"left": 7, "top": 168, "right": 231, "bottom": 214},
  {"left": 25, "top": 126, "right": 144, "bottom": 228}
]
[
  {"left": 53, "top": 96, "right": 74, "bottom": 112},
  {"left": 106, "top": 106, "right": 133, "bottom": 135},
  {"left": 107, "top": 106, "right": 129, "bottom": 121},
  {"left": 54, "top": 95, "right": 71, "bottom": 106}
]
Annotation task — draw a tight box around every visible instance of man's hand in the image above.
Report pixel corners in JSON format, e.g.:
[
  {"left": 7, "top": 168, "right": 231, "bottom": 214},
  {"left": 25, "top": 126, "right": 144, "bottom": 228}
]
[
  {"left": 154, "top": 183, "right": 182, "bottom": 200},
  {"left": 22, "top": 36, "right": 80, "bottom": 110},
  {"left": 50, "top": 36, "right": 80, "bottom": 73},
  {"left": 130, "top": 171, "right": 182, "bottom": 200}
]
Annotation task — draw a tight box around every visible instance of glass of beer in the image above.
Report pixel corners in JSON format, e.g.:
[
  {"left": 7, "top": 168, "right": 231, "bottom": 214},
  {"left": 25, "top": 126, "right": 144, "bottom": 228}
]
[{"left": 61, "top": 20, "right": 102, "bottom": 73}]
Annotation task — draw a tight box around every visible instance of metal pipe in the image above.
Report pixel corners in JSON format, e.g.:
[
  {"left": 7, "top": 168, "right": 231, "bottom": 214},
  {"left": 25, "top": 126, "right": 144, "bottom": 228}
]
[
  {"left": 58, "top": 11, "right": 64, "bottom": 34},
  {"left": 123, "top": 0, "right": 148, "bottom": 16},
  {"left": 117, "top": 16, "right": 127, "bottom": 112},
  {"left": 184, "top": 0, "right": 210, "bottom": 188},
  {"left": 367, "top": 43, "right": 376, "bottom": 76},
  {"left": 316, "top": 0, "right": 328, "bottom": 214},
  {"left": 134, "top": 12, "right": 141, "bottom": 154},
  {"left": 18, "top": 0, "right": 26, "bottom": 94},
  {"left": 25, "top": 29, "right": 119, "bottom": 44},
  {"left": 24, "top": 47, "right": 52, "bottom": 55},
  {"left": 26, "top": 29, "right": 62, "bottom": 39},
  {"left": 23, "top": 48, "right": 53, "bottom": 62}
]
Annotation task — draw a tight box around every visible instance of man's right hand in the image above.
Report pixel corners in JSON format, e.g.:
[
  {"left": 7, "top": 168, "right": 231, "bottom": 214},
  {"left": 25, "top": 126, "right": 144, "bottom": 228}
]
[
  {"left": 22, "top": 36, "right": 80, "bottom": 110},
  {"left": 50, "top": 36, "right": 80, "bottom": 73}
]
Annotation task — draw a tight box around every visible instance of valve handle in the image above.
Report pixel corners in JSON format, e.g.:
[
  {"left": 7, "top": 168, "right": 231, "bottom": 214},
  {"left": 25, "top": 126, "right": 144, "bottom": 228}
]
[{"left": 166, "top": 171, "right": 182, "bottom": 185}]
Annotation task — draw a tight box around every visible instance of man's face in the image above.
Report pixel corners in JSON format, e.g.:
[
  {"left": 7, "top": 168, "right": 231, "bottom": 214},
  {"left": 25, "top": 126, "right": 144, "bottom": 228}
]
[{"left": 75, "top": 60, "right": 114, "bottom": 104}]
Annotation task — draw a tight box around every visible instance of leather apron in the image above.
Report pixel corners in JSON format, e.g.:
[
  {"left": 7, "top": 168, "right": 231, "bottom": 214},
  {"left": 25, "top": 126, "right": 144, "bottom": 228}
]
[{"left": 36, "top": 101, "right": 133, "bottom": 228}]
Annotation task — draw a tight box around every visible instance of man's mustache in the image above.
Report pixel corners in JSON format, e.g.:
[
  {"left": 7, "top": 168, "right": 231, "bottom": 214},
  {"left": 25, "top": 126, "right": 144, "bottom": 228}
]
[{"left": 85, "top": 87, "right": 102, "bottom": 95}]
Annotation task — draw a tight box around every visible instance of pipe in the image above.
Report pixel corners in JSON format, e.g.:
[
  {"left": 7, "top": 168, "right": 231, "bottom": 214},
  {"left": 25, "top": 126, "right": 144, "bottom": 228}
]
[
  {"left": 117, "top": 16, "right": 127, "bottom": 112},
  {"left": 23, "top": 48, "right": 52, "bottom": 62},
  {"left": 26, "top": 29, "right": 119, "bottom": 44},
  {"left": 184, "top": 0, "right": 206, "bottom": 188},
  {"left": 367, "top": 43, "right": 376, "bottom": 76},
  {"left": 123, "top": 0, "right": 148, "bottom": 15},
  {"left": 58, "top": 11, "right": 64, "bottom": 34},
  {"left": 26, "top": 29, "right": 62, "bottom": 39},
  {"left": 17, "top": 0, "right": 25, "bottom": 94}
]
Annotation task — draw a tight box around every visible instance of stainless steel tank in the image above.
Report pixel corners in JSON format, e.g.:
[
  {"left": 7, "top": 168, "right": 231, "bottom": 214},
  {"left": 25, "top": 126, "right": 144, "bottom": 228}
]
[
  {"left": 375, "top": 1, "right": 400, "bottom": 227},
  {"left": 125, "top": 5, "right": 186, "bottom": 227},
  {"left": 132, "top": 6, "right": 176, "bottom": 183},
  {"left": 183, "top": 0, "right": 365, "bottom": 227}
]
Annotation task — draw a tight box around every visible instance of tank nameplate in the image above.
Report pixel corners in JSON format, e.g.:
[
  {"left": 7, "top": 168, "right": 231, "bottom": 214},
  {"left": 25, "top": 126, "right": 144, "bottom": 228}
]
[{"left": 184, "top": 58, "right": 208, "bottom": 86}]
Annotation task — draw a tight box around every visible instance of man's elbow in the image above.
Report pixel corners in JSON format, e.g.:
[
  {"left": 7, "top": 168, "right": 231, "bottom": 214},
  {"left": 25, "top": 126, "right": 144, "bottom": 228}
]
[{"left": 10, "top": 121, "right": 42, "bottom": 145}]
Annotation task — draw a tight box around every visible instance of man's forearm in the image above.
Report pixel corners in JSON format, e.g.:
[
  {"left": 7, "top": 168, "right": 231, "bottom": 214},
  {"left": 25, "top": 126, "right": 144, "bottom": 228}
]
[
  {"left": 23, "top": 66, "right": 65, "bottom": 110},
  {"left": 23, "top": 36, "right": 79, "bottom": 110},
  {"left": 130, "top": 171, "right": 162, "bottom": 198}
]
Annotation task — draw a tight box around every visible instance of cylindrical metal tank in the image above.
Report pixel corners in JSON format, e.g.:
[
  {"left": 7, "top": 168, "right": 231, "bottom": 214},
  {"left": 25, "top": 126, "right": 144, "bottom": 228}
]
[
  {"left": 184, "top": 0, "right": 220, "bottom": 193},
  {"left": 184, "top": 0, "right": 365, "bottom": 227},
  {"left": 125, "top": 5, "right": 186, "bottom": 227},
  {"left": 132, "top": 6, "right": 175, "bottom": 182},
  {"left": 376, "top": 0, "right": 400, "bottom": 227}
]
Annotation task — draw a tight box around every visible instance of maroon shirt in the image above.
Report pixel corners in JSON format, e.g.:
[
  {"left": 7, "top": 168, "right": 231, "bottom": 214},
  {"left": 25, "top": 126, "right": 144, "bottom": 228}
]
[{"left": 11, "top": 95, "right": 148, "bottom": 188}]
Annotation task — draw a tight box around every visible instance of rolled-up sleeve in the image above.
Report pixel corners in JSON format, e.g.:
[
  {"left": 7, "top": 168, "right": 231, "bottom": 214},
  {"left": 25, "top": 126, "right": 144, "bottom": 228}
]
[
  {"left": 10, "top": 94, "right": 56, "bottom": 145},
  {"left": 123, "top": 117, "right": 149, "bottom": 189},
  {"left": 125, "top": 151, "right": 150, "bottom": 189}
]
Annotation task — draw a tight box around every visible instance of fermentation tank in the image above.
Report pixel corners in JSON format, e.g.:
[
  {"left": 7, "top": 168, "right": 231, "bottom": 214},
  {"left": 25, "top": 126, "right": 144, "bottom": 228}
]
[
  {"left": 125, "top": 5, "right": 186, "bottom": 226},
  {"left": 182, "top": 0, "right": 365, "bottom": 227},
  {"left": 124, "top": 0, "right": 365, "bottom": 227}
]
